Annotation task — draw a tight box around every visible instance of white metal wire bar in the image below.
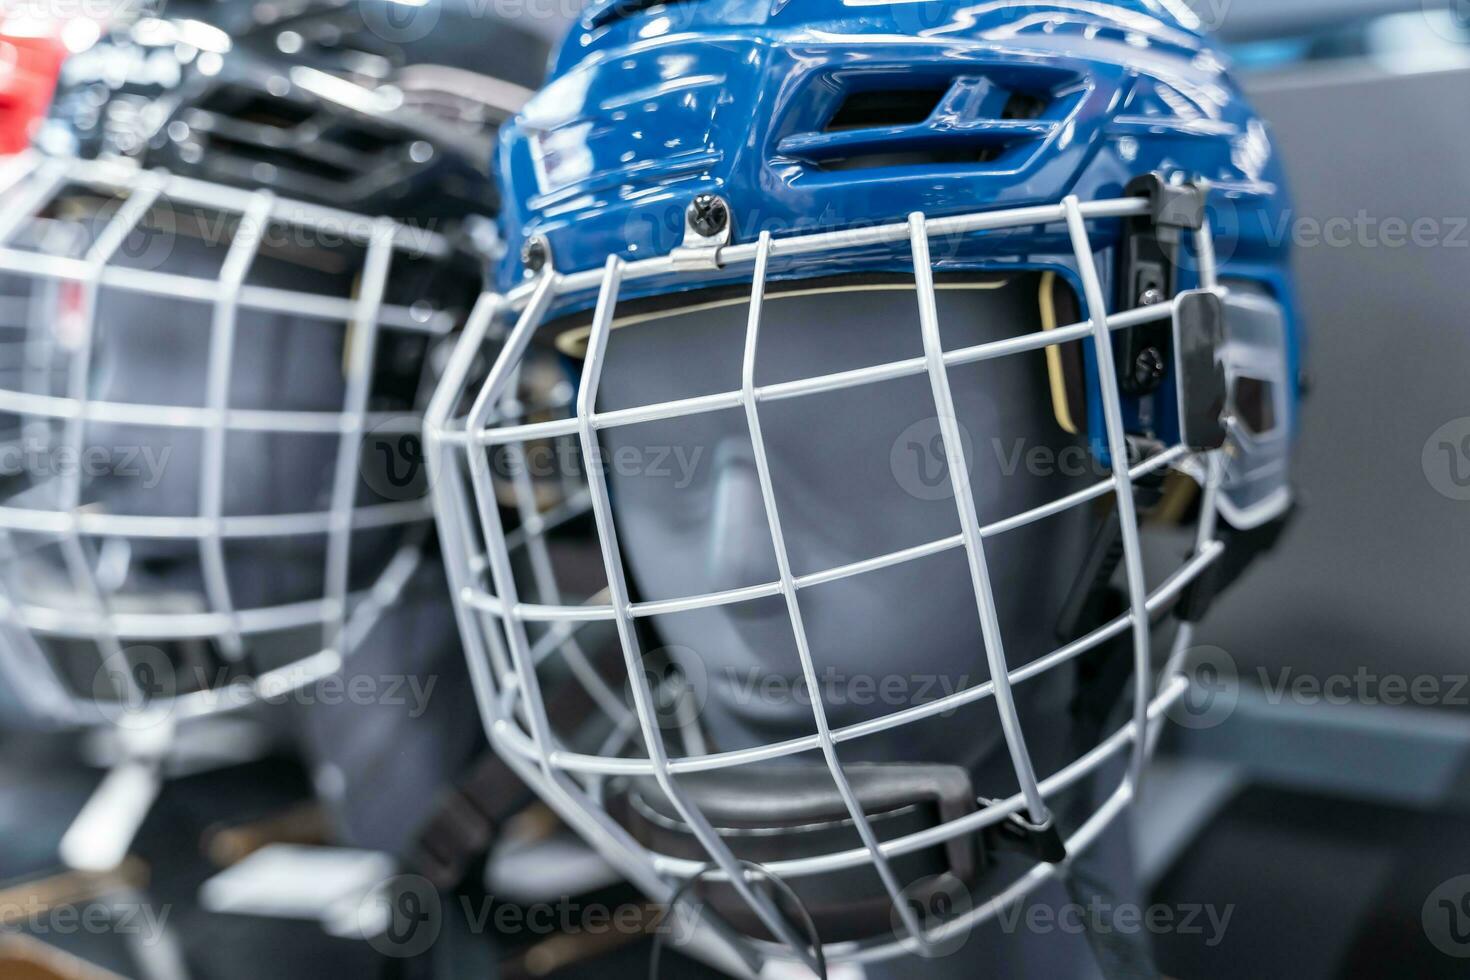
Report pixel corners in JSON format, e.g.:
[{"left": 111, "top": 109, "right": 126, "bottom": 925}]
[
  {"left": 198, "top": 191, "right": 273, "bottom": 661},
  {"left": 738, "top": 231, "right": 933, "bottom": 948},
  {"left": 499, "top": 394, "right": 631, "bottom": 726},
  {"left": 910, "top": 213, "right": 1050, "bottom": 826},
  {"left": 659, "top": 674, "right": 1188, "bottom": 891},
  {"left": 463, "top": 276, "right": 561, "bottom": 717},
  {"left": 425, "top": 291, "right": 520, "bottom": 719},
  {"left": 464, "top": 272, "right": 581, "bottom": 750},
  {"left": 340, "top": 535, "right": 426, "bottom": 653},
  {"left": 461, "top": 301, "right": 1174, "bottom": 448},
  {"left": 1195, "top": 216, "right": 1218, "bottom": 291},
  {"left": 0, "top": 250, "right": 449, "bottom": 333},
  {"left": 3, "top": 588, "right": 370, "bottom": 641},
  {"left": 459, "top": 442, "right": 1190, "bottom": 626},
  {"left": 15, "top": 284, "right": 52, "bottom": 443},
  {"left": 543, "top": 670, "right": 1187, "bottom": 900},
  {"left": 0, "top": 619, "right": 81, "bottom": 725},
  {"left": 0, "top": 497, "right": 430, "bottom": 539},
  {"left": 0, "top": 157, "right": 67, "bottom": 246},
  {"left": 525, "top": 613, "right": 593, "bottom": 666},
  {"left": 488, "top": 712, "right": 766, "bottom": 980},
  {"left": 570, "top": 255, "right": 828, "bottom": 969},
  {"left": 764, "top": 684, "right": 1190, "bottom": 967},
  {"left": 1063, "top": 195, "right": 1157, "bottom": 789},
  {"left": 1147, "top": 449, "right": 1223, "bottom": 758},
  {"left": 0, "top": 152, "right": 44, "bottom": 202},
  {"left": 437, "top": 304, "right": 1164, "bottom": 452},
  {"left": 440, "top": 191, "right": 1232, "bottom": 971},
  {"left": 0, "top": 159, "right": 476, "bottom": 726},
  {"left": 503, "top": 488, "right": 592, "bottom": 550},
  {"left": 0, "top": 388, "right": 427, "bottom": 433},
  {"left": 470, "top": 533, "right": 1221, "bottom": 782},
  {"left": 51, "top": 172, "right": 167, "bottom": 705},
  {"left": 436, "top": 288, "right": 695, "bottom": 927},
  {"left": 322, "top": 218, "right": 394, "bottom": 655},
  {"left": 25, "top": 152, "right": 453, "bottom": 257},
  {"left": 483, "top": 197, "right": 1151, "bottom": 316}
]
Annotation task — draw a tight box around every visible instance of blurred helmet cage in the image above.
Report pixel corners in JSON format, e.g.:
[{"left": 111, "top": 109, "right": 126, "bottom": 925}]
[
  {"left": 427, "top": 192, "right": 1240, "bottom": 970},
  {"left": 0, "top": 10, "right": 534, "bottom": 728}
]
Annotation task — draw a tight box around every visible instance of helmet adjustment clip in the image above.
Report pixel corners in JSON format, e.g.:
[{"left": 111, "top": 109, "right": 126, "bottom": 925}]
[{"left": 1115, "top": 172, "right": 1209, "bottom": 400}]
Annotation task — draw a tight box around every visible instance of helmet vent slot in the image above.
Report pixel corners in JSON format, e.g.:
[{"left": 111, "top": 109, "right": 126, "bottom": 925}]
[
  {"left": 776, "top": 69, "right": 1075, "bottom": 174},
  {"left": 823, "top": 86, "right": 950, "bottom": 132},
  {"left": 814, "top": 144, "right": 1004, "bottom": 172},
  {"left": 586, "top": 0, "right": 704, "bottom": 29},
  {"left": 195, "top": 86, "right": 315, "bottom": 131},
  {"left": 1000, "top": 91, "right": 1048, "bottom": 121},
  {"left": 199, "top": 133, "right": 357, "bottom": 184}
]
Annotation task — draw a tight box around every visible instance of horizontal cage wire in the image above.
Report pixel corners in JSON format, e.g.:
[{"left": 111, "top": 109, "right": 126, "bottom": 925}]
[
  {"left": 0, "top": 150, "right": 467, "bottom": 724},
  {"left": 425, "top": 192, "right": 1225, "bottom": 967}
]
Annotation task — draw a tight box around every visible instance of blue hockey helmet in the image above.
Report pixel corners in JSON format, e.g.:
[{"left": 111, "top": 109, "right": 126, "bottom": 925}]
[{"left": 429, "top": 0, "right": 1300, "bottom": 970}]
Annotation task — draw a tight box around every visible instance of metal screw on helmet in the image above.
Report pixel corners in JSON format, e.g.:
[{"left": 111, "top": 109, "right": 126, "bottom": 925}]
[
  {"left": 687, "top": 194, "right": 728, "bottom": 238},
  {"left": 1138, "top": 286, "right": 1165, "bottom": 306},
  {"left": 673, "top": 195, "right": 734, "bottom": 271},
  {"left": 521, "top": 235, "right": 550, "bottom": 275},
  {"left": 1131, "top": 346, "right": 1167, "bottom": 390}
]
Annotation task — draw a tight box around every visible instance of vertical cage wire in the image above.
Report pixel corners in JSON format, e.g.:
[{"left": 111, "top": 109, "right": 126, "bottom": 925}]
[{"left": 198, "top": 190, "right": 274, "bottom": 662}]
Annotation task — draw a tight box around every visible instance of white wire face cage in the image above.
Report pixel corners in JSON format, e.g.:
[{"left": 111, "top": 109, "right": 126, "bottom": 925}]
[
  {"left": 0, "top": 149, "right": 474, "bottom": 729},
  {"left": 427, "top": 194, "right": 1229, "bottom": 972}
]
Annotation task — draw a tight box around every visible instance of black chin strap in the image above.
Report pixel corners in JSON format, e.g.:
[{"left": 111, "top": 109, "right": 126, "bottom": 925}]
[
  {"left": 408, "top": 650, "right": 614, "bottom": 889},
  {"left": 1056, "top": 854, "right": 1162, "bottom": 980}
]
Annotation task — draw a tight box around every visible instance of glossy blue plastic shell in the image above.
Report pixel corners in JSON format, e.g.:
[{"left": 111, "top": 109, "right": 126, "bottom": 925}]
[{"left": 495, "top": 0, "right": 1301, "bottom": 447}]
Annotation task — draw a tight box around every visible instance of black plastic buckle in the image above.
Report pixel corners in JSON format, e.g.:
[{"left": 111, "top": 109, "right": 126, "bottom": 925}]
[
  {"left": 1173, "top": 289, "right": 1229, "bottom": 453},
  {"left": 1116, "top": 173, "right": 1209, "bottom": 398},
  {"left": 981, "top": 804, "right": 1068, "bottom": 865},
  {"left": 1176, "top": 501, "right": 1297, "bottom": 623}
]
